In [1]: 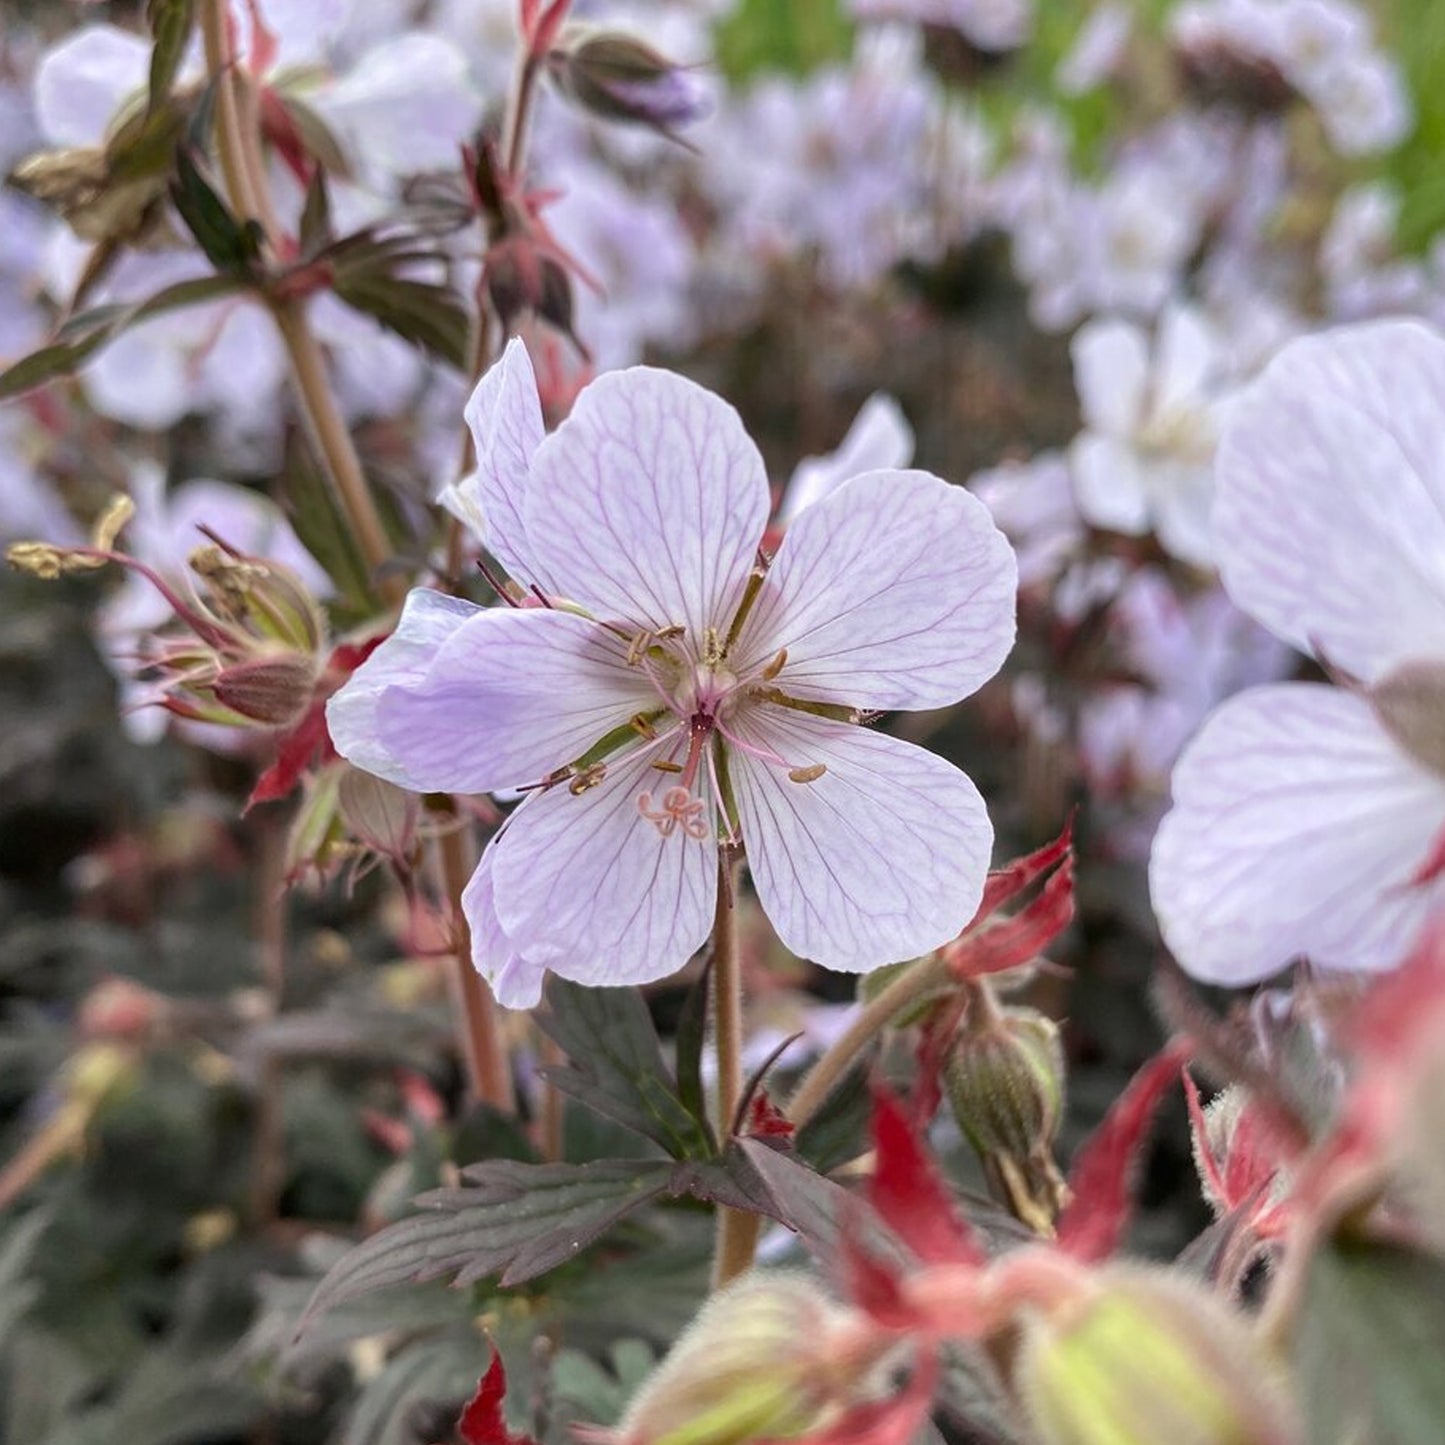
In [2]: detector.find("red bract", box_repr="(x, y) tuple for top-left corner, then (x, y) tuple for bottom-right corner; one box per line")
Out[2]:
(1055, 1039), (1190, 1262)
(868, 1087), (986, 1268)
(1183, 1071), (1291, 1243)
(457, 1353), (540, 1445)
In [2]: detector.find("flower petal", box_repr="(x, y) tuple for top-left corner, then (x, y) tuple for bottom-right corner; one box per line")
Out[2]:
(780, 392), (914, 524)
(462, 844), (550, 1009)
(522, 367), (769, 636)
(439, 339), (552, 590)
(1215, 319), (1445, 681)
(727, 711), (993, 970)
(736, 469), (1016, 710)
(490, 742), (718, 984)
(374, 607), (659, 794)
(1153, 302), (1218, 416)
(1149, 683), (1445, 985)
(1070, 434), (1152, 536)
(35, 25), (150, 147)
(1071, 316), (1148, 436)
(327, 588), (482, 789)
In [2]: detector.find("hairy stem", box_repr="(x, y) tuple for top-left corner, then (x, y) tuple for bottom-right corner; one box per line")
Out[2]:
(199, 0), (400, 606)
(712, 855), (754, 1286)
(786, 953), (950, 1132)
(438, 825), (516, 1113)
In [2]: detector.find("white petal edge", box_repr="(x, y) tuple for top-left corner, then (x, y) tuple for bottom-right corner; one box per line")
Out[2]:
(326, 589), (482, 789)
(463, 844), (549, 1010)
(779, 392), (914, 524)
(1149, 683), (1445, 985)
(729, 711), (993, 970)
(736, 468), (1018, 710)
(522, 367), (770, 638)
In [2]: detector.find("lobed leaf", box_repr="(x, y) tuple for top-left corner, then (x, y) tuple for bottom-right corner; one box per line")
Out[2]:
(537, 979), (714, 1160)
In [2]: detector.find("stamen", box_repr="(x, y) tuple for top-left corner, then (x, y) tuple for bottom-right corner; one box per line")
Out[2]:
(626, 628), (655, 667)
(629, 712), (659, 740)
(568, 763), (607, 795)
(652, 759), (684, 773)
(702, 625), (724, 667)
(636, 785), (709, 840)
(761, 648), (788, 682)
(788, 764), (827, 784)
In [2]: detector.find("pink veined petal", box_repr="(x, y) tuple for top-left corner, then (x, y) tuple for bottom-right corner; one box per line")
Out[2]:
(462, 844), (550, 1010)
(1069, 434), (1152, 537)
(490, 741), (718, 984)
(373, 607), (658, 795)
(439, 339), (553, 591)
(521, 367), (769, 637)
(1215, 319), (1445, 682)
(727, 710), (993, 970)
(780, 392), (914, 524)
(735, 469), (1016, 711)
(1071, 316), (1149, 437)
(326, 588), (482, 790)
(1149, 683), (1445, 986)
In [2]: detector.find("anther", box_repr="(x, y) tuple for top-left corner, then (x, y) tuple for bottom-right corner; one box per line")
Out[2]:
(629, 712), (659, 739)
(761, 648), (788, 682)
(652, 759), (684, 773)
(568, 763), (607, 795)
(625, 629), (654, 667)
(788, 764), (827, 784)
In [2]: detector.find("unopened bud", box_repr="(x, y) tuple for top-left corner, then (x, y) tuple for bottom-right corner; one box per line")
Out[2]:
(548, 29), (710, 135)
(189, 547), (326, 654)
(338, 767), (420, 867)
(1019, 1268), (1299, 1445)
(947, 1001), (1068, 1233)
(212, 652), (319, 726)
(1370, 658), (1445, 779)
(284, 763), (346, 884)
(615, 1275), (861, 1445)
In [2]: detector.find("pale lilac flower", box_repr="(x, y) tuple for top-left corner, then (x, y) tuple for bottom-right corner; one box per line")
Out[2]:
(969, 451), (1081, 594)
(849, 0), (1033, 53)
(1057, 4), (1132, 95)
(331, 343), (1017, 1006)
(778, 393), (913, 525)
(1069, 302), (1235, 568)
(1150, 319), (1445, 985)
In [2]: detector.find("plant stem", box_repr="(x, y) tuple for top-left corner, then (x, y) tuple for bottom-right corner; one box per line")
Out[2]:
(438, 825), (515, 1114)
(712, 855), (754, 1287)
(249, 814), (287, 1225)
(199, 0), (400, 607)
(786, 953), (949, 1131)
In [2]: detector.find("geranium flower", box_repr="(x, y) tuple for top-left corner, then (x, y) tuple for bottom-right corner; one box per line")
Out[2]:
(329, 341), (1017, 1006)
(1150, 319), (1445, 985)
(1069, 302), (1234, 568)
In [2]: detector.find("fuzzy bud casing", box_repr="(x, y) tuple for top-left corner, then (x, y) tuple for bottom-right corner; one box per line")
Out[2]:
(1019, 1268), (1299, 1445)
(615, 1274), (855, 1445)
(547, 28), (710, 133)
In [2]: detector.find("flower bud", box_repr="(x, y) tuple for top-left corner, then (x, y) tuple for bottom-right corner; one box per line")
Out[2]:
(1018, 1269), (1300, 1445)
(547, 29), (710, 135)
(1370, 658), (1445, 779)
(946, 1002), (1068, 1233)
(614, 1275), (861, 1445)
(212, 652), (320, 727)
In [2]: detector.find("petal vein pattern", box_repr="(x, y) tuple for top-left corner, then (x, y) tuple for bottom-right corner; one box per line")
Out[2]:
(728, 709), (993, 969)
(521, 368), (770, 638)
(374, 608), (658, 795)
(490, 740), (718, 980)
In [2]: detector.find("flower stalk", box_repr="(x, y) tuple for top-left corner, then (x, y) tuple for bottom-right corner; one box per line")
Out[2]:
(712, 853), (752, 1286)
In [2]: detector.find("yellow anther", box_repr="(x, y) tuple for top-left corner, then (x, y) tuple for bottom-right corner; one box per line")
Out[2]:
(568, 763), (608, 795)
(788, 764), (828, 784)
(761, 648), (788, 682)
(652, 759), (684, 773)
(91, 493), (134, 552)
(630, 713), (660, 740)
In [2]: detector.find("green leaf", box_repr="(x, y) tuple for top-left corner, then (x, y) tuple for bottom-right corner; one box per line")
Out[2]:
(145, 0), (196, 114)
(794, 1058), (871, 1174)
(296, 1157), (677, 1332)
(0, 274), (248, 401)
(714, 0), (853, 80)
(1296, 1238), (1445, 1444)
(342, 1329), (486, 1445)
(538, 979), (715, 1161)
(169, 148), (263, 275)
(329, 272), (471, 370)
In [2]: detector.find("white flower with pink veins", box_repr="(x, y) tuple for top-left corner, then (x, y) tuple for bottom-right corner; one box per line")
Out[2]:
(1149, 319), (1445, 985)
